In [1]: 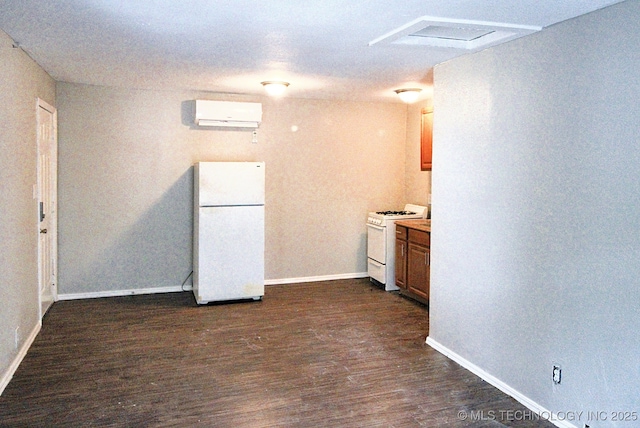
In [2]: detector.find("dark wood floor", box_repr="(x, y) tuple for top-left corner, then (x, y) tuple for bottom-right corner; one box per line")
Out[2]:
(0, 279), (553, 427)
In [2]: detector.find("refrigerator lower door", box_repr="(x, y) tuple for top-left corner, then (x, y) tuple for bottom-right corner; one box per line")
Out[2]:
(194, 205), (265, 304)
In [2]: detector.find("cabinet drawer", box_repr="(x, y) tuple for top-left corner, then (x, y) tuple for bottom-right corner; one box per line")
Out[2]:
(408, 229), (430, 247)
(395, 225), (407, 240)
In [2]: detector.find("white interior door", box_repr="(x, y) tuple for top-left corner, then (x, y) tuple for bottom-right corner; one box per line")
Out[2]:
(37, 98), (57, 319)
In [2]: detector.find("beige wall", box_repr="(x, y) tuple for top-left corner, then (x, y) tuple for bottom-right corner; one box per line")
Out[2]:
(430, 0), (640, 417)
(404, 100), (432, 208)
(404, 68), (433, 209)
(0, 29), (55, 384)
(56, 83), (409, 294)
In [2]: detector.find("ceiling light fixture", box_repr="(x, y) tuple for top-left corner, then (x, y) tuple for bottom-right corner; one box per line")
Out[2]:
(261, 81), (290, 97)
(394, 88), (422, 103)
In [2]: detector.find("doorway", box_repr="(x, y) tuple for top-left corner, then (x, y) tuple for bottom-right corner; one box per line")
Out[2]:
(37, 98), (57, 319)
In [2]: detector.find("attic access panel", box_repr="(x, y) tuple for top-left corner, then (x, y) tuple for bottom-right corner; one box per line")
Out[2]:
(369, 16), (542, 51)
(410, 26), (494, 42)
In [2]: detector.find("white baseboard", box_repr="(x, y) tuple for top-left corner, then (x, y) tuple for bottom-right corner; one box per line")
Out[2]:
(57, 273), (370, 300)
(58, 285), (188, 301)
(0, 321), (41, 396)
(265, 272), (369, 286)
(425, 337), (577, 428)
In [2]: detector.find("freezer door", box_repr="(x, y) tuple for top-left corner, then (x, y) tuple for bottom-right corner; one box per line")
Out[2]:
(194, 205), (264, 303)
(196, 162), (265, 207)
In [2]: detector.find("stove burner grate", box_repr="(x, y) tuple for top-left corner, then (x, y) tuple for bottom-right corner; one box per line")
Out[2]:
(376, 210), (417, 216)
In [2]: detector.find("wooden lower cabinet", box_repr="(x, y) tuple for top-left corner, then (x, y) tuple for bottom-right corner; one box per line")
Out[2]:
(407, 242), (429, 300)
(395, 224), (430, 304)
(395, 226), (408, 289)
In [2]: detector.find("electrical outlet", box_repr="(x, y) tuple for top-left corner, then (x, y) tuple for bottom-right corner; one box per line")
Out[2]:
(552, 365), (562, 384)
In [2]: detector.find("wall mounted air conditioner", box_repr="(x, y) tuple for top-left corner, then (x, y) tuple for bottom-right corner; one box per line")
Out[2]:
(194, 100), (262, 128)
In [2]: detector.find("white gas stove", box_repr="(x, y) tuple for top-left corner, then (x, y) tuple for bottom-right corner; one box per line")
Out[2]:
(367, 204), (428, 290)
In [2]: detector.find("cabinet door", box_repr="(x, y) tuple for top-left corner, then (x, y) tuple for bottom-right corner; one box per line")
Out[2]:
(395, 238), (407, 289)
(421, 109), (433, 171)
(407, 243), (429, 301)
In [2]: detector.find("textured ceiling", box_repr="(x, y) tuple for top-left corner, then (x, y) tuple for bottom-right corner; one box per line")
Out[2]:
(0, 0), (625, 103)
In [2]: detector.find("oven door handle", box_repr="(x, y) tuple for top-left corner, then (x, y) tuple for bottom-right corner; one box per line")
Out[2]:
(367, 223), (385, 231)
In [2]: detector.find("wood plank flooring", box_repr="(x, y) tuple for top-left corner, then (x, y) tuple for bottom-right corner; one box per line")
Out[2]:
(0, 279), (554, 427)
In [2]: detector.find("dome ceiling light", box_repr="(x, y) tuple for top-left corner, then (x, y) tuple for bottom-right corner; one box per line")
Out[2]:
(394, 88), (422, 103)
(261, 81), (290, 97)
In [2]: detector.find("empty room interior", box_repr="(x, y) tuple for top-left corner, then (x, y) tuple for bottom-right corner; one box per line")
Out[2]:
(1, 1), (639, 427)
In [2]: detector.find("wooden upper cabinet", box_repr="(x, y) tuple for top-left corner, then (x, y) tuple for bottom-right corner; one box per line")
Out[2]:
(421, 108), (433, 171)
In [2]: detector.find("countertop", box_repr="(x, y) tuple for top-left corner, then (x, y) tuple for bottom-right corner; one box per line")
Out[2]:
(395, 219), (431, 233)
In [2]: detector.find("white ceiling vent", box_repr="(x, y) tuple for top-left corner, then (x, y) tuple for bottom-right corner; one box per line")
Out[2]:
(369, 16), (541, 51)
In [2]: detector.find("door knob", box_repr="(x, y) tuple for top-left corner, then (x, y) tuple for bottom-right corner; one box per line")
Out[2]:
(40, 229), (47, 234)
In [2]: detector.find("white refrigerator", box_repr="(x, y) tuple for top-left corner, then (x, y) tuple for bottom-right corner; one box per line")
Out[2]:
(193, 162), (265, 304)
